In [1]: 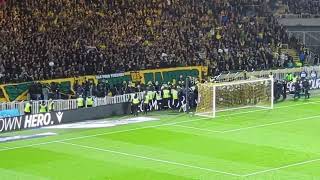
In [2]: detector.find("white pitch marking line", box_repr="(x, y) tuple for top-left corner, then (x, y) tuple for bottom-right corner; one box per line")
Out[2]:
(175, 114), (320, 134)
(221, 114), (320, 133)
(59, 141), (243, 177)
(215, 100), (320, 118)
(173, 101), (320, 134)
(243, 158), (320, 177)
(173, 124), (223, 133)
(0, 146), (12, 150)
(0, 116), (210, 152)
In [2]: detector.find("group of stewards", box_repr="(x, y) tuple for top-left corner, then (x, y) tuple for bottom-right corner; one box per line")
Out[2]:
(24, 96), (94, 115)
(76, 96), (94, 108)
(24, 99), (54, 115)
(130, 85), (183, 116)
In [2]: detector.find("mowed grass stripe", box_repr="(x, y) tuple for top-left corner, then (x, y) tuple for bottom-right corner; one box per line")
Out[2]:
(58, 141), (244, 177)
(94, 124), (318, 169)
(176, 101), (320, 132)
(0, 99), (320, 179)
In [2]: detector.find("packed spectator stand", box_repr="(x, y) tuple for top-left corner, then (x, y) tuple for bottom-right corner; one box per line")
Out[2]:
(0, 0), (317, 101)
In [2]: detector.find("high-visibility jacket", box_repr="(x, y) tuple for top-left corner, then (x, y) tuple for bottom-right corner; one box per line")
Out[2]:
(24, 103), (31, 113)
(163, 89), (170, 99)
(152, 91), (156, 99)
(86, 97), (94, 106)
(292, 76), (298, 83)
(144, 95), (149, 104)
(156, 93), (162, 100)
(132, 98), (140, 104)
(48, 102), (54, 111)
(147, 91), (154, 100)
(77, 97), (84, 107)
(171, 89), (178, 100)
(130, 94), (135, 102)
(39, 104), (47, 113)
(286, 74), (293, 81)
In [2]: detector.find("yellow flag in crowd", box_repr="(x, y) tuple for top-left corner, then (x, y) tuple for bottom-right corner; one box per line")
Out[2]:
(48, 11), (54, 17)
(216, 32), (222, 40)
(97, 11), (105, 17)
(53, 17), (58, 25)
(39, 24), (45, 32)
(146, 19), (152, 26)
(99, 44), (107, 49)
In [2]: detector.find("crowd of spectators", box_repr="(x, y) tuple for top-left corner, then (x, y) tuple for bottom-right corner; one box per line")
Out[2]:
(28, 73), (197, 101)
(0, 0), (311, 86)
(28, 78), (174, 100)
(283, 0), (320, 16)
(28, 81), (66, 100)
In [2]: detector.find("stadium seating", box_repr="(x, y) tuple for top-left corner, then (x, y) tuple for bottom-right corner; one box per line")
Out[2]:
(0, 0), (305, 85)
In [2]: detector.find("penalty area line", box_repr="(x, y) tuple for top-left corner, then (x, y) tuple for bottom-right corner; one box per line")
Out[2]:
(243, 158), (320, 177)
(58, 141), (243, 177)
(174, 113), (320, 134)
(221, 114), (320, 133)
(215, 100), (320, 118)
(174, 101), (320, 134)
(173, 124), (223, 133)
(0, 146), (12, 150)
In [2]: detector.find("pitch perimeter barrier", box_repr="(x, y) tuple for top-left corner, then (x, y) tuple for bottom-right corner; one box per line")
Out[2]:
(0, 109), (20, 118)
(215, 66), (320, 93)
(0, 92), (144, 115)
(215, 65), (320, 82)
(0, 102), (131, 133)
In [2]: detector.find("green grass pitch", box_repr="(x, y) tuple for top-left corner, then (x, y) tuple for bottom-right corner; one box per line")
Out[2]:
(1, 97), (320, 180)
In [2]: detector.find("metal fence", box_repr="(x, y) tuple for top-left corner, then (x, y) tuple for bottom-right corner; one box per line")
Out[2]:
(288, 31), (320, 55)
(215, 65), (320, 82)
(0, 92), (145, 115)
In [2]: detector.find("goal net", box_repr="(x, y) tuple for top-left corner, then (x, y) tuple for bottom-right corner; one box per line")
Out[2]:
(196, 77), (274, 118)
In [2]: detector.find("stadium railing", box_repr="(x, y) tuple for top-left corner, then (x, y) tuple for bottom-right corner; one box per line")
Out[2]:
(0, 92), (144, 115)
(215, 65), (320, 82)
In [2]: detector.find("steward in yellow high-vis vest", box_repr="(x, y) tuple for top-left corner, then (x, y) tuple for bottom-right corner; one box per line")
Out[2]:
(86, 97), (94, 107)
(285, 73), (293, 82)
(147, 91), (154, 102)
(171, 88), (179, 109)
(292, 75), (298, 83)
(162, 87), (171, 109)
(77, 96), (84, 108)
(39, 102), (47, 113)
(48, 99), (54, 112)
(24, 102), (32, 115)
(131, 94), (140, 116)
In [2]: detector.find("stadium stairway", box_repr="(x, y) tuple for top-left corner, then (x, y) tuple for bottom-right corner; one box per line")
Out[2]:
(280, 48), (302, 66)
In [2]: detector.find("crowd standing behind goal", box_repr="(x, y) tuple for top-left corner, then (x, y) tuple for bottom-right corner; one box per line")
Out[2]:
(130, 78), (198, 116)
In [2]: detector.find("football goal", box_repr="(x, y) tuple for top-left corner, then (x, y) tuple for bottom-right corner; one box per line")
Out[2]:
(195, 77), (274, 118)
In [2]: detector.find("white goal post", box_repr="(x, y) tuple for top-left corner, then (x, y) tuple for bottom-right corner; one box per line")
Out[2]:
(196, 77), (274, 118)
